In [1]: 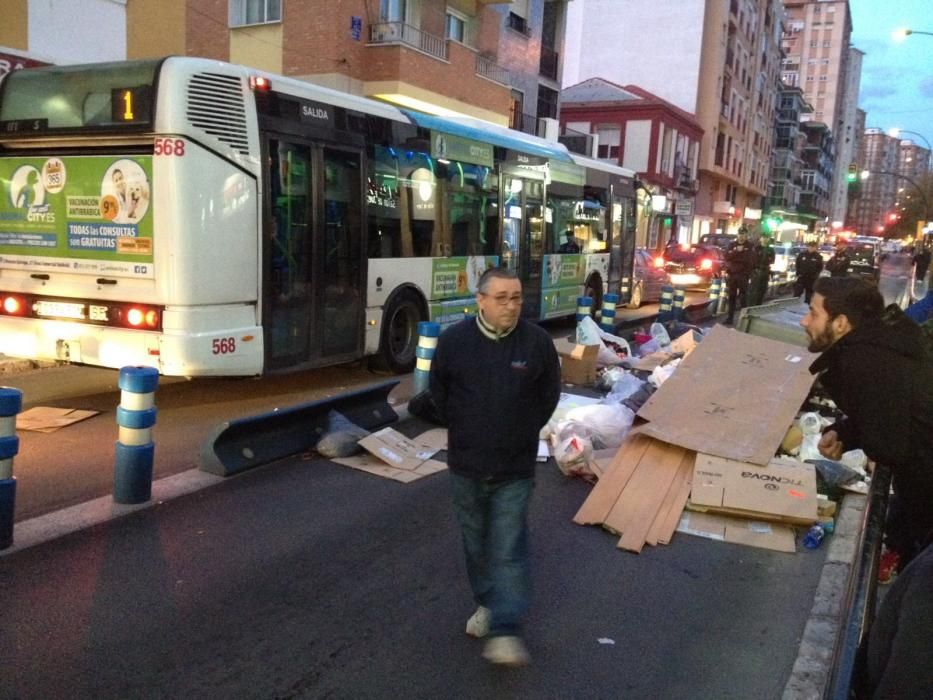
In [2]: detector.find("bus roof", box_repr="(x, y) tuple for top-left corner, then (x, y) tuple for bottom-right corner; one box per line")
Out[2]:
(568, 152), (636, 178)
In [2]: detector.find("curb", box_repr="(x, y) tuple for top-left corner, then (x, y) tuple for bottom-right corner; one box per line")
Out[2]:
(782, 493), (867, 699)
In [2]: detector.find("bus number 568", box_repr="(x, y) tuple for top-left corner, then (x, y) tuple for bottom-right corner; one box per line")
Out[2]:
(154, 138), (186, 156)
(212, 338), (236, 355)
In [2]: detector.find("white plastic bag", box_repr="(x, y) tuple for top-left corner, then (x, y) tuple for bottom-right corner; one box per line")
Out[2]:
(576, 316), (631, 367)
(552, 421), (594, 477)
(606, 373), (644, 404)
(648, 358), (680, 387)
(565, 402), (635, 449)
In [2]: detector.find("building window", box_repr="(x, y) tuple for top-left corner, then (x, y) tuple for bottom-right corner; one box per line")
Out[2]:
(596, 125), (620, 160)
(379, 0), (407, 22)
(715, 132), (725, 167)
(823, 40), (831, 47)
(507, 12), (530, 35)
(509, 90), (525, 131)
(230, 0), (281, 26)
(446, 11), (467, 43)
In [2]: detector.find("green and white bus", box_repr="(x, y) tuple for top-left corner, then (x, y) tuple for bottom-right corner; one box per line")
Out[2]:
(0, 57), (636, 376)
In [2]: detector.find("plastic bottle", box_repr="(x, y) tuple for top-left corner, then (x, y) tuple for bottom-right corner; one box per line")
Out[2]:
(803, 524), (825, 549)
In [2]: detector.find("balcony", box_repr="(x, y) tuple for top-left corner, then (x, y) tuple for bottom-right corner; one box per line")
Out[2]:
(370, 22), (447, 60)
(476, 53), (510, 86)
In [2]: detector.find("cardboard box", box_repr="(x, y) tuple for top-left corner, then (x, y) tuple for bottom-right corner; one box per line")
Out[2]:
(690, 453), (818, 526)
(554, 339), (599, 385)
(357, 427), (440, 472)
(636, 325), (817, 465)
(677, 511), (797, 553)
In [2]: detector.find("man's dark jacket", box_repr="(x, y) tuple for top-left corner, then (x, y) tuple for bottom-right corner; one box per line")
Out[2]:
(809, 307), (933, 544)
(826, 249), (852, 277)
(795, 250), (824, 281)
(430, 317), (561, 480)
(724, 240), (756, 279)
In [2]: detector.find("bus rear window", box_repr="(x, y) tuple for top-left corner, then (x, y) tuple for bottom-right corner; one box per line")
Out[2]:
(0, 59), (160, 132)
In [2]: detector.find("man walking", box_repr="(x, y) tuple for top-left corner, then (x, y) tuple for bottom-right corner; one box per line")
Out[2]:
(430, 268), (561, 666)
(794, 240), (824, 304)
(723, 227), (756, 325)
(801, 277), (933, 583)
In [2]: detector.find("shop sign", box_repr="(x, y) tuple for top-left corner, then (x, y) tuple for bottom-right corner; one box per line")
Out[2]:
(431, 132), (493, 167)
(674, 200), (694, 217)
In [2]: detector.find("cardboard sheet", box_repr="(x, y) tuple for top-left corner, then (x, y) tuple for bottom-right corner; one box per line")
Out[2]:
(690, 453), (818, 526)
(16, 407), (100, 433)
(358, 427), (440, 472)
(636, 325), (816, 465)
(676, 511), (797, 553)
(332, 453), (447, 483)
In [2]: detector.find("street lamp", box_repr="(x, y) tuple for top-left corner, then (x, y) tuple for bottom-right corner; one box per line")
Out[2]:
(892, 28), (933, 42)
(888, 128), (933, 170)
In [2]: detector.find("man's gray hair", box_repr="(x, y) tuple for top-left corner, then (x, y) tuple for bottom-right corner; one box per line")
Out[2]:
(477, 267), (519, 294)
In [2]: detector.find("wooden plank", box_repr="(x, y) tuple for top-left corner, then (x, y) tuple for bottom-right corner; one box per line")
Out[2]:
(654, 451), (697, 545)
(602, 438), (683, 536)
(612, 440), (687, 553)
(572, 432), (652, 526)
(645, 450), (695, 546)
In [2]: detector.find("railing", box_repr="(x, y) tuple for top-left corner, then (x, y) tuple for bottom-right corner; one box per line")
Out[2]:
(369, 22), (447, 61)
(824, 464), (891, 699)
(510, 112), (538, 135)
(559, 126), (594, 157)
(539, 46), (559, 80)
(475, 54), (510, 86)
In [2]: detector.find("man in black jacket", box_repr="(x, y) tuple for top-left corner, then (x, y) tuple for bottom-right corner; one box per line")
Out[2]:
(802, 277), (933, 577)
(430, 267), (561, 666)
(794, 240), (824, 304)
(826, 239), (852, 277)
(723, 227), (756, 325)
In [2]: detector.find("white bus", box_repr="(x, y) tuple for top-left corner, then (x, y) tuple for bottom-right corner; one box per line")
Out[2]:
(0, 57), (636, 376)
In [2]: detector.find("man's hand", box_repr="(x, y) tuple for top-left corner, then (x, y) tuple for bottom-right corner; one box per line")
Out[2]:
(818, 430), (845, 460)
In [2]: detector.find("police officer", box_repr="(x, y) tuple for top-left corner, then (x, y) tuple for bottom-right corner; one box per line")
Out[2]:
(723, 226), (756, 325)
(794, 239), (824, 304)
(826, 238), (852, 278)
(748, 232), (776, 307)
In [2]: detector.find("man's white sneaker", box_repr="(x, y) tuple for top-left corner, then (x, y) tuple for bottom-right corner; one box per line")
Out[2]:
(482, 636), (530, 666)
(465, 606), (491, 638)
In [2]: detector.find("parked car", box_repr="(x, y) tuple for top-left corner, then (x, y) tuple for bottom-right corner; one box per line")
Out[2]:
(699, 233), (737, 251)
(662, 242), (725, 289)
(626, 248), (671, 308)
(847, 238), (882, 280)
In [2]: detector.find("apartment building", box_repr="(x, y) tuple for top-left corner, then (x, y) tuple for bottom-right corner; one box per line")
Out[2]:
(3, 1), (575, 131)
(851, 128), (900, 236)
(766, 86), (810, 230)
(780, 1), (860, 227)
(563, 0), (785, 241)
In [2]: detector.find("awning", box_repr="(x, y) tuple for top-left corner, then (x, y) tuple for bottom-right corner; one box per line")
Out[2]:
(401, 110), (574, 163)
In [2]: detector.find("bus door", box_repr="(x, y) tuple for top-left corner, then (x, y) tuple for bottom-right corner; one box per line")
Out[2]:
(501, 173), (545, 319)
(263, 137), (364, 369)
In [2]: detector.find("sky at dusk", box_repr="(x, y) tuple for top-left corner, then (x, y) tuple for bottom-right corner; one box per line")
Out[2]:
(850, 0), (933, 146)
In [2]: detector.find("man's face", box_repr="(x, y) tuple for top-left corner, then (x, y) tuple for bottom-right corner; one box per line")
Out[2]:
(477, 277), (523, 332)
(737, 233), (747, 244)
(112, 170), (126, 194)
(800, 293), (845, 352)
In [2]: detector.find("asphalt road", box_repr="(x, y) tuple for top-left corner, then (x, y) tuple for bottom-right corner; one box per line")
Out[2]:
(0, 426), (828, 700)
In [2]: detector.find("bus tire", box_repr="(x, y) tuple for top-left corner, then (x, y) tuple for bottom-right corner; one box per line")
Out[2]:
(626, 282), (643, 309)
(584, 274), (602, 319)
(376, 290), (425, 374)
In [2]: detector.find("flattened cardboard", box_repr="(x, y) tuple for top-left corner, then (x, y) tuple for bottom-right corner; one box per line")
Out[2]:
(17, 406), (100, 433)
(332, 453), (447, 482)
(690, 453), (817, 525)
(631, 351), (673, 371)
(677, 511), (796, 553)
(358, 427), (440, 472)
(636, 325), (816, 465)
(554, 339), (599, 385)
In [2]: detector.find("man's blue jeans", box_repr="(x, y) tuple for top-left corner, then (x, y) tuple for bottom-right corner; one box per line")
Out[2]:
(449, 472), (534, 637)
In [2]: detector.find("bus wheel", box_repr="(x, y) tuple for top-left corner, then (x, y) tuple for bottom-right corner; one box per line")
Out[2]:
(584, 276), (602, 319)
(626, 282), (643, 309)
(378, 291), (423, 374)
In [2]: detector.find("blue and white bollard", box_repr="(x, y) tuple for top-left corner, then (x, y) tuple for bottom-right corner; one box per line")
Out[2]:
(672, 287), (686, 321)
(599, 294), (620, 332)
(0, 387), (22, 550)
(658, 285), (674, 323)
(412, 321), (440, 396)
(708, 277), (722, 308)
(114, 366), (159, 505)
(576, 295), (593, 322)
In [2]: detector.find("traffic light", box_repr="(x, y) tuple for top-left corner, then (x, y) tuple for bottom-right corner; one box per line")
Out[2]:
(846, 163), (858, 183)
(763, 216), (782, 233)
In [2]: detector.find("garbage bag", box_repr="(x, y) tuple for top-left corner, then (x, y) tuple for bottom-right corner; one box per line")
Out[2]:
(576, 316), (631, 366)
(316, 410), (370, 458)
(408, 389), (446, 426)
(565, 402), (635, 449)
(552, 421), (595, 478)
(605, 373), (645, 404)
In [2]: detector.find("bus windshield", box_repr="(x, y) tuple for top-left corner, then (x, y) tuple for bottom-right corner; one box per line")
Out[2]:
(0, 59), (160, 131)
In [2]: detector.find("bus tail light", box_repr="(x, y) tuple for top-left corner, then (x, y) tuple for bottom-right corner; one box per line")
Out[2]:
(250, 75), (271, 91)
(1, 294), (28, 316)
(121, 305), (161, 330)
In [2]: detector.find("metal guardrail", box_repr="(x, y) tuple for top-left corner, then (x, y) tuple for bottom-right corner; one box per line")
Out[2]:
(369, 22), (447, 60)
(475, 53), (510, 85)
(824, 463), (892, 700)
